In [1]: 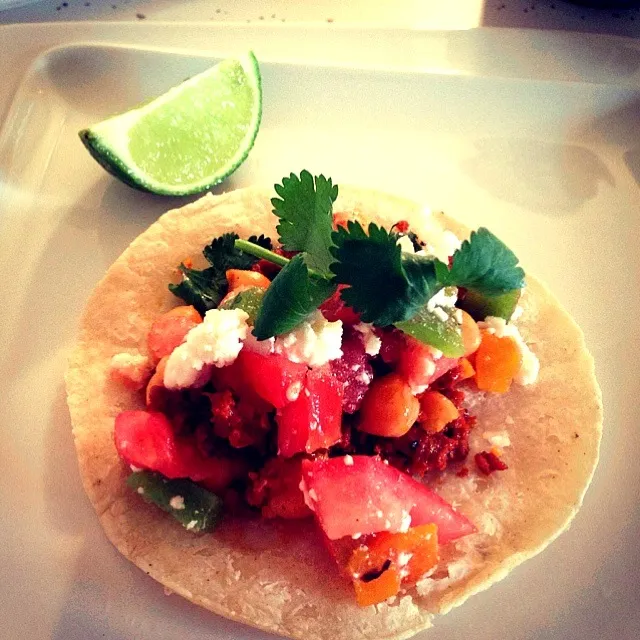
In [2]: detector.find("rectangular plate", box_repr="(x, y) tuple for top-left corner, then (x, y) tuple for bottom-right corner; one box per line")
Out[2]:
(0, 23), (638, 640)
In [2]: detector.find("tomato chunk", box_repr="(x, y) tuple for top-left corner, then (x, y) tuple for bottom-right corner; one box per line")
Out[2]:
(114, 410), (185, 478)
(236, 349), (307, 409)
(302, 456), (475, 543)
(276, 366), (343, 457)
(114, 410), (225, 483)
(319, 285), (360, 324)
(147, 306), (202, 362)
(396, 336), (458, 391)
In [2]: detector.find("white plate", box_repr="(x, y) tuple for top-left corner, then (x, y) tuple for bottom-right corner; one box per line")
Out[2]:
(0, 23), (639, 640)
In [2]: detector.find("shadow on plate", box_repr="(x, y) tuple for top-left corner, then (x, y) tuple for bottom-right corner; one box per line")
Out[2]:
(460, 137), (614, 215)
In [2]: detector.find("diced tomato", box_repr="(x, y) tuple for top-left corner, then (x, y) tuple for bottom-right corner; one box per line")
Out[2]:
(301, 455), (475, 543)
(396, 336), (458, 391)
(236, 350), (308, 409)
(147, 305), (202, 362)
(276, 366), (343, 457)
(319, 285), (361, 324)
(114, 409), (229, 484)
(114, 410), (186, 478)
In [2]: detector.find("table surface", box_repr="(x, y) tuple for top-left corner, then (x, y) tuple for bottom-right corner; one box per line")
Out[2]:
(1, 0), (640, 38)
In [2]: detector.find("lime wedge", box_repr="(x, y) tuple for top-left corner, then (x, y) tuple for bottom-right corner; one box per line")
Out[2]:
(79, 52), (262, 196)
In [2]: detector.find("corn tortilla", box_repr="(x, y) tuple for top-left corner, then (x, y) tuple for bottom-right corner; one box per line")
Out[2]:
(65, 186), (602, 640)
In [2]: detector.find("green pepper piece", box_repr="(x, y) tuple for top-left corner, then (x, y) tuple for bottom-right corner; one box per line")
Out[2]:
(127, 471), (223, 533)
(219, 286), (265, 325)
(395, 304), (464, 357)
(458, 289), (521, 322)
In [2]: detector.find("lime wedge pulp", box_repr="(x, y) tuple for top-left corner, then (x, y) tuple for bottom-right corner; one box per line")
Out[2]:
(79, 52), (262, 196)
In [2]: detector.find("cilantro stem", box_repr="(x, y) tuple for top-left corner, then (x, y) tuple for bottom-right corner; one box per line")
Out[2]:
(235, 239), (326, 279)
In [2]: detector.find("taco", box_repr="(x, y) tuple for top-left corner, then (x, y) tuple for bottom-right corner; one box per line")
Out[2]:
(65, 173), (602, 640)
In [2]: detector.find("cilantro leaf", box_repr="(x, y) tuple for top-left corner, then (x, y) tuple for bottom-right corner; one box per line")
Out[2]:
(169, 265), (221, 315)
(169, 233), (272, 314)
(272, 170), (338, 273)
(253, 254), (335, 340)
(330, 221), (440, 325)
(435, 228), (525, 295)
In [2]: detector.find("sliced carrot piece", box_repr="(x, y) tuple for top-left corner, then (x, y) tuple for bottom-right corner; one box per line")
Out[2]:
(225, 269), (271, 291)
(474, 331), (522, 393)
(418, 391), (460, 433)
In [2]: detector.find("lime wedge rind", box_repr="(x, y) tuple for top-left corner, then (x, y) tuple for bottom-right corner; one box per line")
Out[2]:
(79, 51), (262, 196)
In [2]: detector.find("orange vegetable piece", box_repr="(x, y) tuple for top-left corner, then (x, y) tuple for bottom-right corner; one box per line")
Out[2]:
(225, 269), (271, 291)
(347, 524), (439, 606)
(457, 357), (475, 380)
(357, 373), (420, 437)
(147, 305), (202, 362)
(352, 564), (401, 607)
(460, 309), (482, 356)
(474, 331), (522, 393)
(418, 391), (460, 433)
(145, 356), (168, 408)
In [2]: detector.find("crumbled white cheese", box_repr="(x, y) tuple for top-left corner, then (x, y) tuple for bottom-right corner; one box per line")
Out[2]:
(376, 509), (384, 518)
(164, 308), (249, 389)
(352, 532), (362, 540)
(274, 311), (343, 367)
(169, 496), (185, 511)
(426, 287), (458, 312)
(432, 307), (449, 323)
(385, 520), (392, 529)
(510, 305), (524, 322)
(286, 381), (303, 402)
(353, 322), (382, 356)
(130, 464), (142, 473)
(454, 309), (463, 324)
(358, 371), (372, 384)
(308, 488), (318, 502)
(483, 430), (511, 449)
(478, 316), (540, 385)
(400, 510), (412, 533)
(243, 333), (275, 355)
(396, 235), (416, 254)
(136, 487), (145, 495)
(397, 552), (413, 567)
(344, 454), (354, 466)
(110, 352), (153, 390)
(186, 520), (198, 530)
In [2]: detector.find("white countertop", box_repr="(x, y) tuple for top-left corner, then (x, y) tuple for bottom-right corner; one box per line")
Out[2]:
(1, 0), (640, 38)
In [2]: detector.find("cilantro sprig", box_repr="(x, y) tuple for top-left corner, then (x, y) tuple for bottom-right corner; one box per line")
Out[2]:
(169, 170), (525, 342)
(169, 233), (271, 315)
(272, 170), (337, 273)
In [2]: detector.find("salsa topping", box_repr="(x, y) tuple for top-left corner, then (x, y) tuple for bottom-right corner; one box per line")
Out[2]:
(109, 170), (541, 607)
